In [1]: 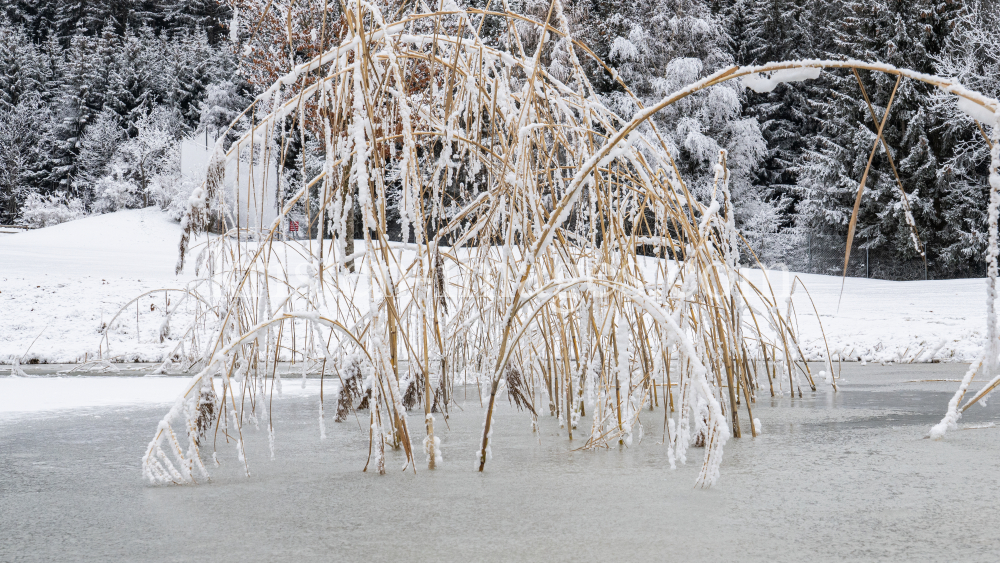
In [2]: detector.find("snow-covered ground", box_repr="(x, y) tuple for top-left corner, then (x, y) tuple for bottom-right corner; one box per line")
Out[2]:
(0, 376), (190, 414)
(0, 375), (322, 416)
(0, 208), (990, 366)
(739, 269), (986, 363)
(1, 208), (196, 364)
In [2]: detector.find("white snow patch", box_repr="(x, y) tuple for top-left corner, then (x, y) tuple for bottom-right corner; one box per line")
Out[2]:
(957, 96), (996, 124)
(736, 269), (986, 364)
(0, 377), (187, 414)
(0, 209), (195, 364)
(0, 210), (992, 367)
(0, 377), (322, 416)
(742, 67), (821, 93)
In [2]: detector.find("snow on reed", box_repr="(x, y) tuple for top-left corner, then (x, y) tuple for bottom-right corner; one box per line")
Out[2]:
(133, 3), (999, 485)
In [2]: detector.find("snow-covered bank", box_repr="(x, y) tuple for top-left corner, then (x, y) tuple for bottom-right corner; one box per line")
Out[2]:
(1, 209), (195, 364)
(0, 376), (190, 414)
(0, 209), (990, 365)
(0, 207), (186, 279)
(740, 269), (986, 364)
(0, 376), (323, 416)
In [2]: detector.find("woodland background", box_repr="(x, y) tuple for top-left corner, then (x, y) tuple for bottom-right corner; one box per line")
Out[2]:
(0, 0), (997, 279)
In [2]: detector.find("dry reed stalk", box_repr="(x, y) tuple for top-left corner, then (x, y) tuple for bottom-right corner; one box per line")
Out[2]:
(842, 75), (902, 283)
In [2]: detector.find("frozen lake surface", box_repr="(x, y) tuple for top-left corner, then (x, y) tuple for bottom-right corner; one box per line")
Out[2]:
(2, 363), (999, 562)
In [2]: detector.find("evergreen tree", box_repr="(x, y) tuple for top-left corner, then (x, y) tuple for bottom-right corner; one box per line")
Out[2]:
(163, 29), (216, 129)
(926, 0), (1000, 276)
(0, 22), (45, 110)
(3, 0), (58, 40)
(742, 0), (829, 207)
(163, 0), (232, 42)
(0, 0), (246, 221)
(105, 27), (156, 130)
(53, 0), (101, 38)
(723, 0), (754, 67)
(0, 95), (52, 222)
(797, 0), (967, 278)
(44, 32), (103, 194)
(74, 107), (124, 190)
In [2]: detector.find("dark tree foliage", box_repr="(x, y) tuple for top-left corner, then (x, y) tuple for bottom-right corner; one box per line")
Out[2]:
(796, 0), (972, 279)
(1, 0), (997, 283)
(0, 0), (240, 222)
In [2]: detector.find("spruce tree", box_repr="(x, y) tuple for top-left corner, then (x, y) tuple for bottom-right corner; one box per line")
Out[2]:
(0, 22), (42, 110)
(927, 0), (1000, 276)
(798, 0), (968, 279)
(743, 0), (827, 206)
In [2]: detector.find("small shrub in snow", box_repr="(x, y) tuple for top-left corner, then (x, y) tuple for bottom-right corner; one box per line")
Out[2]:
(20, 192), (85, 228)
(149, 147), (200, 222)
(92, 166), (142, 213)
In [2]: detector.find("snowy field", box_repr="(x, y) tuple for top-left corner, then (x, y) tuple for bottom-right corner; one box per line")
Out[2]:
(1, 364), (999, 562)
(1, 209), (196, 365)
(0, 209), (990, 367)
(739, 269), (987, 364)
(0, 374), (323, 418)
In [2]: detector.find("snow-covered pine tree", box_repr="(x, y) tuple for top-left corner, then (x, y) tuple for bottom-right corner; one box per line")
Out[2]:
(721, 0), (754, 67)
(73, 107), (125, 193)
(43, 31), (108, 196)
(2, 0), (59, 40)
(732, 0), (833, 267)
(162, 29), (220, 130)
(797, 0), (967, 279)
(0, 22), (40, 110)
(0, 0), (245, 221)
(103, 49), (141, 127)
(52, 0), (106, 39)
(36, 34), (64, 99)
(925, 0), (1000, 277)
(162, 0), (232, 42)
(115, 27), (163, 134)
(0, 95), (52, 222)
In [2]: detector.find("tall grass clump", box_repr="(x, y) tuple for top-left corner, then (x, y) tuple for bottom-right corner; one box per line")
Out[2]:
(137, 2), (998, 486)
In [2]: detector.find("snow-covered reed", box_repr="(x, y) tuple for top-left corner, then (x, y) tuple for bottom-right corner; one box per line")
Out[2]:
(138, 2), (997, 487)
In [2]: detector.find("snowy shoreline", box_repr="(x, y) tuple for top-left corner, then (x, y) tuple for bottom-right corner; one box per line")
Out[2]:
(1, 209), (990, 365)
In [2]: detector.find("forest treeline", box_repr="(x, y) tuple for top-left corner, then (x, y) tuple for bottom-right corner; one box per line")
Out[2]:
(0, 0), (997, 279)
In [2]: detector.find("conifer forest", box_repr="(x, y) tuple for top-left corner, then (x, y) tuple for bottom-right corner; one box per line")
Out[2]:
(2, 0), (998, 280)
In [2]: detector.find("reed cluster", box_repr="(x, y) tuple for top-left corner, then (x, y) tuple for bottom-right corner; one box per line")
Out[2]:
(138, 2), (999, 487)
